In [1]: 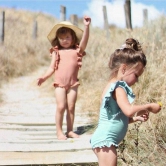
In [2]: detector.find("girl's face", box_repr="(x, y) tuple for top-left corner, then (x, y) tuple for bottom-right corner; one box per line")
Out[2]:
(122, 62), (144, 86)
(58, 32), (73, 48)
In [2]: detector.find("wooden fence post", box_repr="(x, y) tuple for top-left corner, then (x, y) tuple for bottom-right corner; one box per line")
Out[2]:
(143, 9), (148, 26)
(60, 5), (66, 21)
(124, 0), (132, 29)
(70, 14), (78, 26)
(102, 6), (110, 38)
(32, 20), (37, 39)
(0, 11), (5, 44)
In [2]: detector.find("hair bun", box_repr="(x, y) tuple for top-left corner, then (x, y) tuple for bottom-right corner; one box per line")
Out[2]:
(124, 38), (143, 51)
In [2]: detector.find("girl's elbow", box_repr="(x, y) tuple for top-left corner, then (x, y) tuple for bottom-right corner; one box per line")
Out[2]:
(122, 107), (135, 117)
(124, 111), (134, 117)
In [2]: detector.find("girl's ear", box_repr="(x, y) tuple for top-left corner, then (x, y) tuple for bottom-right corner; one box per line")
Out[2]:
(120, 64), (127, 74)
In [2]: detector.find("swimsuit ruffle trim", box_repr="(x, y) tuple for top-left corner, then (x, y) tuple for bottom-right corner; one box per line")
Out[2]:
(49, 45), (86, 70)
(53, 81), (80, 90)
(104, 81), (135, 118)
(104, 94), (121, 118)
(50, 46), (59, 70)
(92, 140), (118, 149)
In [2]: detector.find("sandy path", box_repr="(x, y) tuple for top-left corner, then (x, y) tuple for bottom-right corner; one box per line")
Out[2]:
(0, 67), (56, 124)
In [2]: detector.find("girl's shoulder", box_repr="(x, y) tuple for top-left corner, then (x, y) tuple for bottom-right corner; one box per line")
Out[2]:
(115, 81), (132, 93)
(104, 81), (135, 99)
(50, 46), (59, 54)
(75, 44), (86, 56)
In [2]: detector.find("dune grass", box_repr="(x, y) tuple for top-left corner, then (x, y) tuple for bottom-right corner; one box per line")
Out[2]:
(0, 7), (166, 165)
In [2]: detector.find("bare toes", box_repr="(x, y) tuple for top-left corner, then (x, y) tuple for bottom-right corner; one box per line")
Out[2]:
(57, 133), (67, 140)
(66, 131), (79, 138)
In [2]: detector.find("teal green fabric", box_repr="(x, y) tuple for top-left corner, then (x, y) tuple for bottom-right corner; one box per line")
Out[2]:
(90, 81), (135, 148)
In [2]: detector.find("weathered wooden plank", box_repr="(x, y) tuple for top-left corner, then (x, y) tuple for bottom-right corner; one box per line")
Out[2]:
(0, 116), (91, 125)
(0, 124), (59, 131)
(0, 123), (93, 130)
(0, 150), (98, 165)
(0, 135), (92, 152)
(0, 125), (93, 139)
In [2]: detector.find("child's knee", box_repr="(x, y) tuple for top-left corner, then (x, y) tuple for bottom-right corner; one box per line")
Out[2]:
(57, 104), (66, 112)
(67, 104), (75, 112)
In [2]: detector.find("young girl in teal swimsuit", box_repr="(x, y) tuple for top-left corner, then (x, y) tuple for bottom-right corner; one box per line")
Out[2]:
(90, 38), (161, 166)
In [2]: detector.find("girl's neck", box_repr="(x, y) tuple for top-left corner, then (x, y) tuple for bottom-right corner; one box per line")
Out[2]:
(61, 48), (72, 50)
(109, 77), (121, 83)
(60, 45), (75, 50)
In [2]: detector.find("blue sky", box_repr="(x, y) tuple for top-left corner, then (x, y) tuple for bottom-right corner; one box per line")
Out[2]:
(0, 0), (165, 28)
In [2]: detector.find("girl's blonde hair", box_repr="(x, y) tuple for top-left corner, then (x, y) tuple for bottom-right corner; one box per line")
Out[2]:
(51, 27), (79, 48)
(109, 38), (146, 79)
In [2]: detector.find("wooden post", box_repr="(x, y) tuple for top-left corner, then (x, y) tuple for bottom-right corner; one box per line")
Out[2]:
(103, 6), (109, 30)
(0, 11), (5, 44)
(143, 9), (148, 26)
(70, 14), (78, 26)
(32, 20), (37, 39)
(60, 5), (66, 21)
(102, 6), (110, 38)
(124, 0), (132, 29)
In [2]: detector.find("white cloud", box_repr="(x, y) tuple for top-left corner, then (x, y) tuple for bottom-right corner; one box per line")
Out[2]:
(83, 0), (162, 28)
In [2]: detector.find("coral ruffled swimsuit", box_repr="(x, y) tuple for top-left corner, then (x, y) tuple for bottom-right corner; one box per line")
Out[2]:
(50, 46), (86, 90)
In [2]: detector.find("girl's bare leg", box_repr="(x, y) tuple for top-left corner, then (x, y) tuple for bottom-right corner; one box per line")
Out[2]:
(93, 146), (117, 166)
(55, 87), (67, 140)
(66, 86), (79, 138)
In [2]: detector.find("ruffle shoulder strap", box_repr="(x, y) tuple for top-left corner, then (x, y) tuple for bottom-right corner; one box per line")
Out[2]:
(116, 81), (135, 103)
(104, 81), (135, 104)
(49, 46), (59, 70)
(104, 81), (135, 118)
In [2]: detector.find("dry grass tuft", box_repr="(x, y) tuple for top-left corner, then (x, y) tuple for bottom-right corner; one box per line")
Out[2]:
(0, 7), (57, 84)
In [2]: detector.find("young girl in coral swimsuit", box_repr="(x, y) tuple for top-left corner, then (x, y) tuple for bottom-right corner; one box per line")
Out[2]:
(37, 16), (91, 140)
(90, 38), (161, 166)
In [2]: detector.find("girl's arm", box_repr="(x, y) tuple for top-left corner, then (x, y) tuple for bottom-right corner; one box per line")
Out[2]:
(37, 52), (56, 86)
(115, 87), (161, 117)
(129, 112), (149, 124)
(79, 16), (91, 53)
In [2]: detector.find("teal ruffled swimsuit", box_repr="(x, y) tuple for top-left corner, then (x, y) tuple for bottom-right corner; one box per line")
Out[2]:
(90, 81), (135, 148)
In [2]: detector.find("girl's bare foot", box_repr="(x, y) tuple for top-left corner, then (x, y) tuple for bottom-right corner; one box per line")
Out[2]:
(57, 133), (67, 140)
(66, 131), (79, 138)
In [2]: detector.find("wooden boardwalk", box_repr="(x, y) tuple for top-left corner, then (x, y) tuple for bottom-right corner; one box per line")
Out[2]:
(0, 121), (97, 165)
(0, 68), (97, 165)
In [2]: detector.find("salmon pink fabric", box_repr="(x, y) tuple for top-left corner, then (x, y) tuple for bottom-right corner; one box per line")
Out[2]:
(50, 46), (86, 90)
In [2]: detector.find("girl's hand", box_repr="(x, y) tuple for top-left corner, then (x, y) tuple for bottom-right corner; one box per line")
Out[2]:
(83, 16), (91, 26)
(135, 112), (149, 122)
(148, 103), (161, 114)
(129, 111), (149, 123)
(37, 78), (45, 86)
